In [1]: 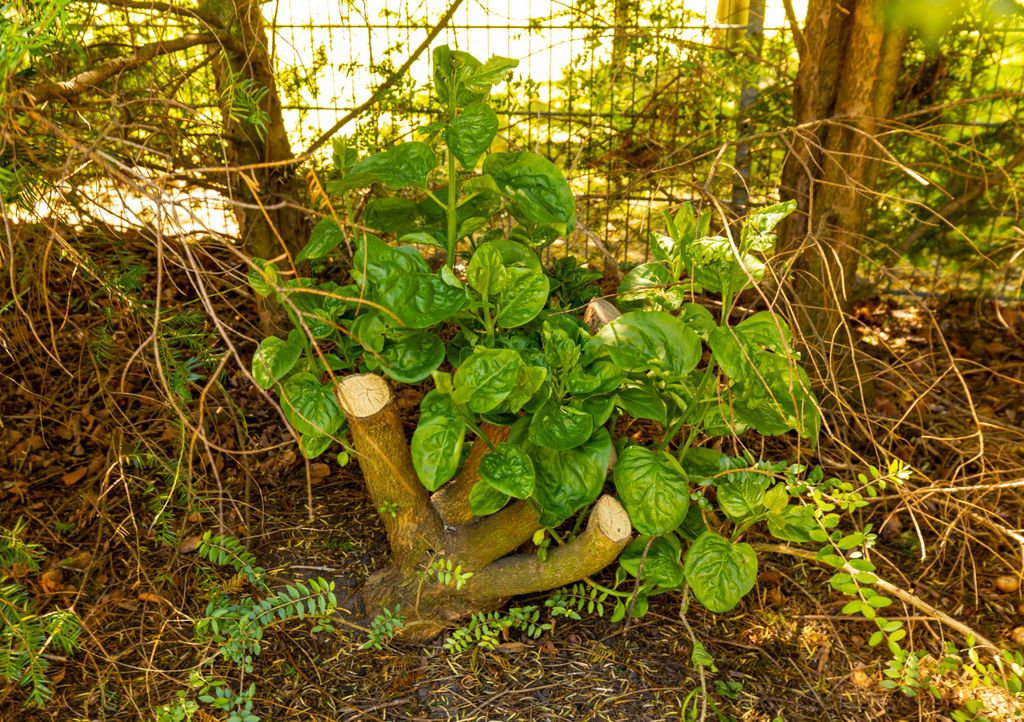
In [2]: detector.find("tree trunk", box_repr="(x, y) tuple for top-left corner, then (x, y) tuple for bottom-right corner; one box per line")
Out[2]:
(775, 0), (906, 393)
(716, 0), (751, 47)
(729, 0), (766, 218)
(336, 374), (633, 641)
(210, 1), (307, 330)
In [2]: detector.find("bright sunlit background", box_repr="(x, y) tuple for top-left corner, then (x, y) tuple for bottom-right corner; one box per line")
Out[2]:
(267, 0), (809, 147)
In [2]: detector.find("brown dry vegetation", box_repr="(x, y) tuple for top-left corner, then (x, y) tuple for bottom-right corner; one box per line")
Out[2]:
(2, 218), (1024, 720)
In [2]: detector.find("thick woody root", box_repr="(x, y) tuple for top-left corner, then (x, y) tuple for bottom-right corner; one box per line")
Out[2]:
(336, 373), (633, 640)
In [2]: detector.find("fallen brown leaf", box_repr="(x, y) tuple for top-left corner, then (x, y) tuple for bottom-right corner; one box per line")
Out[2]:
(850, 665), (873, 689)
(62, 466), (87, 486)
(39, 568), (64, 594)
(179, 535), (202, 554)
(494, 642), (531, 653)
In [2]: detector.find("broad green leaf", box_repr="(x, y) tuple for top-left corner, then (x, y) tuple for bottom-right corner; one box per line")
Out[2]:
(683, 532), (758, 613)
(595, 310), (701, 377)
(379, 331), (445, 383)
(529, 399), (593, 450)
(618, 262), (672, 296)
(762, 484), (789, 515)
(297, 218), (344, 262)
(616, 262), (686, 310)
(716, 467), (771, 521)
(683, 235), (765, 294)
(740, 200), (796, 253)
(381, 273), (466, 328)
(614, 445), (690, 535)
(332, 137), (357, 172)
(573, 394), (615, 427)
(483, 151), (577, 233)
(532, 428), (613, 527)
(248, 259), (279, 297)
(298, 432), (332, 459)
(479, 442), (535, 498)
(495, 267), (549, 327)
(332, 142), (436, 191)
(569, 356), (626, 396)
(433, 46), (484, 104)
(719, 312), (792, 360)
(458, 174), (504, 220)
(397, 230), (445, 248)
(419, 388), (458, 422)
(680, 447), (728, 481)
(463, 55), (519, 94)
(363, 198), (425, 236)
(709, 314), (819, 441)
(619, 535), (684, 589)
(452, 348), (522, 413)
(650, 233), (677, 264)
(542, 320), (581, 370)
(355, 233), (428, 280)
(281, 280), (335, 339)
(500, 364), (547, 413)
(457, 216), (488, 239)
(469, 480), (510, 516)
(433, 48), (516, 104)
(349, 311), (388, 353)
(411, 415), (465, 491)
(280, 373), (344, 437)
(767, 504), (817, 543)
(354, 235), (466, 328)
(446, 101), (499, 169)
(678, 504), (707, 541)
(487, 239), (543, 273)
(252, 329), (303, 389)
(680, 303), (716, 339)
(616, 382), (668, 425)
(467, 243), (506, 295)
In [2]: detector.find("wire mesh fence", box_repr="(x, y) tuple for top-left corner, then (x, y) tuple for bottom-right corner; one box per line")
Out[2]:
(254, 0), (1024, 294)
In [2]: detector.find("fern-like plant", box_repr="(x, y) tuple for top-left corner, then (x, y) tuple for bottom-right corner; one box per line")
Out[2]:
(155, 533), (338, 722)
(0, 518), (82, 705)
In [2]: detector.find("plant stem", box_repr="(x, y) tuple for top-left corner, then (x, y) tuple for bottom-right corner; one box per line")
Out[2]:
(445, 76), (459, 267)
(583, 577), (631, 599)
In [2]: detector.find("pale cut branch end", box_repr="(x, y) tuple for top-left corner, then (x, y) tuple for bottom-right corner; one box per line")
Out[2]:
(336, 373), (391, 418)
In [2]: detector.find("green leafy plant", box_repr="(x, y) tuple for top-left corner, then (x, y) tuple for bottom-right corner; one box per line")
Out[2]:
(155, 533), (338, 722)
(362, 605), (406, 650)
(248, 44), (823, 637)
(443, 605), (552, 654)
(0, 518), (82, 705)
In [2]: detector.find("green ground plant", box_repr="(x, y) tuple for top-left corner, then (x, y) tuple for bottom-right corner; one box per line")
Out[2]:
(0, 518), (81, 705)
(246, 44), (826, 635)
(154, 533), (338, 722)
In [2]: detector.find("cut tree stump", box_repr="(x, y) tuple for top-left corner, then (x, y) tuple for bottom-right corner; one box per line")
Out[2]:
(335, 373), (633, 640)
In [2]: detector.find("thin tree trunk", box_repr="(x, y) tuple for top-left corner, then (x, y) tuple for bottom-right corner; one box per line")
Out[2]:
(730, 0), (767, 218)
(210, 0), (306, 331)
(775, 0), (905, 395)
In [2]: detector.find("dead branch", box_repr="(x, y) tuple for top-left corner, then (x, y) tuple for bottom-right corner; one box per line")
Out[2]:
(26, 33), (224, 103)
(302, 0), (466, 157)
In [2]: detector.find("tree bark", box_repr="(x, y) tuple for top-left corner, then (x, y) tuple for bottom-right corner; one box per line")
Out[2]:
(775, 0), (906, 392)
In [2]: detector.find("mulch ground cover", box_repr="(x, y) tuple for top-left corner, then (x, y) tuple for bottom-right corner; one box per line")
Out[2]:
(2, 225), (1022, 720)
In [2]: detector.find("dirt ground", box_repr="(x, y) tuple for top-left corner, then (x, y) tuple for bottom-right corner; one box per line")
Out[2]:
(2, 226), (1023, 721)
